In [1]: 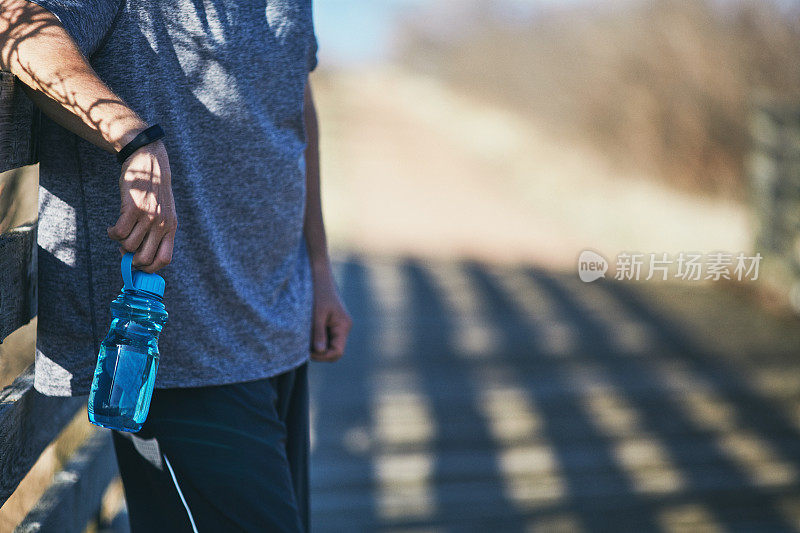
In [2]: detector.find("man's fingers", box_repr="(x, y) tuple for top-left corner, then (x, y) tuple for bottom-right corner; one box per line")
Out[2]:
(119, 221), (148, 253)
(152, 231), (175, 268)
(118, 229), (174, 274)
(109, 142), (176, 274)
(313, 312), (352, 362)
(132, 229), (163, 271)
(311, 312), (329, 354)
(107, 210), (138, 241)
(326, 321), (349, 358)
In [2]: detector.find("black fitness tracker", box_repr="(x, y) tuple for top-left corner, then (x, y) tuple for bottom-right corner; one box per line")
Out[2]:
(117, 124), (165, 164)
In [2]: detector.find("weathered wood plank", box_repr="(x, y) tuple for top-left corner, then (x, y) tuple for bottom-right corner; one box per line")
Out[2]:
(0, 222), (37, 343)
(15, 431), (117, 533)
(0, 366), (84, 505)
(0, 71), (37, 173)
(0, 164), (39, 233)
(311, 476), (800, 515)
(97, 510), (130, 533)
(311, 442), (800, 493)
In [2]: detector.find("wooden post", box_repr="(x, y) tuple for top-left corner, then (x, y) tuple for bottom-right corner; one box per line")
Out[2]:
(0, 70), (119, 531)
(750, 97), (800, 311)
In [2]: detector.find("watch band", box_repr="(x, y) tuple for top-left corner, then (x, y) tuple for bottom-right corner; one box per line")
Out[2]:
(117, 124), (165, 164)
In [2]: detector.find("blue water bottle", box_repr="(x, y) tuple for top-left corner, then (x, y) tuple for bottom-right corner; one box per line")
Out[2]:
(88, 253), (168, 432)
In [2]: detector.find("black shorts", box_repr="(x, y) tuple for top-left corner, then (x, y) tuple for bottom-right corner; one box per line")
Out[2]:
(112, 362), (310, 533)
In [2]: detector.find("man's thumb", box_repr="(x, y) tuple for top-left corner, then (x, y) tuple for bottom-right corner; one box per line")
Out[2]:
(313, 317), (327, 352)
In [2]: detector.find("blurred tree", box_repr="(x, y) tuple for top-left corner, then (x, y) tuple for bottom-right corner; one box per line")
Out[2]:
(398, 0), (800, 199)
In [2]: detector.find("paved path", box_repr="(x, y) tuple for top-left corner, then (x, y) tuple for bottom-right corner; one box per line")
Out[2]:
(310, 256), (800, 532)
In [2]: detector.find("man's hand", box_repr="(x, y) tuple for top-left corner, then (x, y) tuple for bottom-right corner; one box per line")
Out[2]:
(302, 79), (348, 361)
(107, 139), (177, 273)
(0, 0), (179, 273)
(310, 266), (352, 362)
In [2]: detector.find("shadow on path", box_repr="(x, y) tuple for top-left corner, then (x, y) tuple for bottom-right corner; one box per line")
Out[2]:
(310, 256), (800, 532)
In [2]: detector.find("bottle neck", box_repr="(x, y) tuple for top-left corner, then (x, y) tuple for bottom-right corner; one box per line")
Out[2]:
(123, 287), (163, 302)
(114, 289), (168, 323)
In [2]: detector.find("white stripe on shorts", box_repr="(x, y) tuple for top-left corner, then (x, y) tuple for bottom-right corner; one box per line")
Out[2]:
(163, 453), (199, 533)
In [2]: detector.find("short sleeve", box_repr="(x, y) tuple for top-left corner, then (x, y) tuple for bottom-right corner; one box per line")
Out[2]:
(24, 0), (121, 58)
(307, 31), (318, 72)
(306, 2), (318, 72)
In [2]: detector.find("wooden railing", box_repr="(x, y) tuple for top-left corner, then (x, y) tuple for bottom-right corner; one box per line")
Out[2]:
(0, 71), (119, 532)
(749, 98), (800, 311)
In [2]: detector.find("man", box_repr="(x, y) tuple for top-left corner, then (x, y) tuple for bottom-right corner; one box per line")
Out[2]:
(0, 0), (351, 530)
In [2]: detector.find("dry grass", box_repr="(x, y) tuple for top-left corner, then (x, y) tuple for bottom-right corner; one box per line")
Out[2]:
(398, 0), (800, 199)
(313, 67), (750, 267)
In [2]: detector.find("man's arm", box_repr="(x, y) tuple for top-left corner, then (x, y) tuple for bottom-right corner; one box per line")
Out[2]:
(303, 79), (352, 362)
(0, 0), (177, 272)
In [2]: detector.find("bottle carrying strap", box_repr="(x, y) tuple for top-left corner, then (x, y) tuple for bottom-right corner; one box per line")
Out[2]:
(122, 252), (135, 291)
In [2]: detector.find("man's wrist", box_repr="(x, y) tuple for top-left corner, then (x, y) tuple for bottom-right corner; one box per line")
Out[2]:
(310, 253), (332, 278)
(116, 124), (165, 164)
(111, 119), (150, 152)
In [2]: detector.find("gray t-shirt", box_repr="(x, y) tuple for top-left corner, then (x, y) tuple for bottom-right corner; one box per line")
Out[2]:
(29, 0), (318, 396)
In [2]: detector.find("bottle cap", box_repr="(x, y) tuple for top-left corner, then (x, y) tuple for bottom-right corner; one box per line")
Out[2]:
(121, 252), (165, 298)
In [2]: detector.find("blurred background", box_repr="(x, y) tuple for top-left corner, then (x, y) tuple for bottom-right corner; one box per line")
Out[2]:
(4, 0), (800, 531)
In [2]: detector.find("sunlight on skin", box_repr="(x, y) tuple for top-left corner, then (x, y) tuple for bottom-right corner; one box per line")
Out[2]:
(0, 1), (176, 273)
(0, 1), (147, 152)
